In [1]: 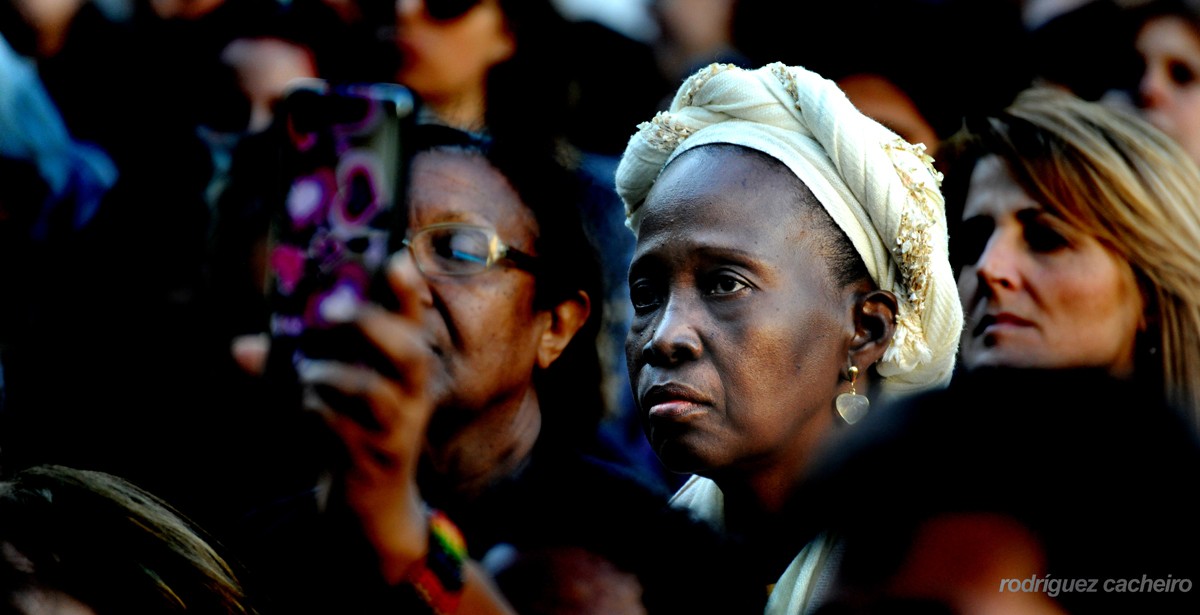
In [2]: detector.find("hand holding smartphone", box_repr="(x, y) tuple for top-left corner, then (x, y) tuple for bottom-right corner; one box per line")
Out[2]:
(266, 79), (418, 380)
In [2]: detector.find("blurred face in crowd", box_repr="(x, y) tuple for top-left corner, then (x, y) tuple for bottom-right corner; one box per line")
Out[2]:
(956, 155), (1144, 377)
(815, 513), (1069, 615)
(653, 0), (736, 60)
(838, 73), (939, 152)
(13, 589), (98, 615)
(1137, 15), (1200, 165)
(626, 146), (851, 478)
(394, 0), (515, 113)
(149, 0), (225, 19)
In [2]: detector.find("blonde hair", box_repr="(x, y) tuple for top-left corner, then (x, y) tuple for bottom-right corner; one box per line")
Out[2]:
(944, 87), (1200, 423)
(0, 465), (253, 614)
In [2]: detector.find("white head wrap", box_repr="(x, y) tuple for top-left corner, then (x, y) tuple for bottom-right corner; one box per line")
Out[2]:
(616, 63), (962, 396)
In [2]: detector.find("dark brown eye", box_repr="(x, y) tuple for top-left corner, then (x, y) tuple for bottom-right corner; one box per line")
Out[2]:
(704, 273), (747, 296)
(1023, 223), (1069, 253)
(629, 280), (661, 314)
(1168, 59), (1197, 86)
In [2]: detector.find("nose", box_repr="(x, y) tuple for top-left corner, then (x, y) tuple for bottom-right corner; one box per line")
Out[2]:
(396, 0), (421, 22)
(641, 296), (703, 366)
(1139, 63), (1169, 110)
(974, 230), (1019, 292)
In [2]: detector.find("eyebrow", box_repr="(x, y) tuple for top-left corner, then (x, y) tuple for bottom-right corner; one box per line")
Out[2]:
(1014, 207), (1065, 227)
(414, 211), (482, 227)
(629, 242), (773, 280)
(962, 206), (1046, 224)
(633, 239), (762, 261)
(690, 243), (762, 259)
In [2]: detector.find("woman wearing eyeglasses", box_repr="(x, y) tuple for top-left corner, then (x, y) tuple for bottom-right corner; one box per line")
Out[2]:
(237, 124), (763, 614)
(392, 0), (674, 493)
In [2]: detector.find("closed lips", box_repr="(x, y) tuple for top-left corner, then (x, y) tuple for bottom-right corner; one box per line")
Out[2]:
(974, 312), (1034, 336)
(641, 383), (710, 409)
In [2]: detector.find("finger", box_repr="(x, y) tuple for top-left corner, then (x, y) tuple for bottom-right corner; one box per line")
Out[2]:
(381, 249), (428, 322)
(325, 408), (400, 476)
(302, 377), (410, 484)
(308, 381), (424, 491)
(353, 303), (432, 393)
(298, 359), (426, 437)
(231, 333), (270, 377)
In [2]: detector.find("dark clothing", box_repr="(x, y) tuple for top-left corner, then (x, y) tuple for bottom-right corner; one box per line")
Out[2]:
(235, 440), (767, 614)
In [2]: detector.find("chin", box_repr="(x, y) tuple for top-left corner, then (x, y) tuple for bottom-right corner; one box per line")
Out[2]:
(652, 438), (711, 476)
(963, 346), (1051, 372)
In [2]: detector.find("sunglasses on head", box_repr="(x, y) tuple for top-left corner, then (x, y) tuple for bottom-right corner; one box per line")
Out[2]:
(425, 0), (484, 22)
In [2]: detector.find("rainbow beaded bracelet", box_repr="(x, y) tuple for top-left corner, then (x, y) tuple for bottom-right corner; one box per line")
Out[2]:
(403, 508), (467, 614)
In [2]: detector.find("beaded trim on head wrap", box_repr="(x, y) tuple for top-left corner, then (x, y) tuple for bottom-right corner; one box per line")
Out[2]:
(772, 63), (950, 379)
(640, 112), (695, 153)
(879, 138), (944, 371)
(769, 64), (946, 376)
(679, 62), (738, 107)
(884, 139), (943, 317)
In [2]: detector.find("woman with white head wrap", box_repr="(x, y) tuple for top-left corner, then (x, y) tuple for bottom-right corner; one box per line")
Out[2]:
(618, 62), (962, 613)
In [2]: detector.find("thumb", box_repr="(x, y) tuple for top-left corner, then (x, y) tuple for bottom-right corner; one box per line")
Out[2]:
(231, 333), (270, 377)
(377, 249), (429, 322)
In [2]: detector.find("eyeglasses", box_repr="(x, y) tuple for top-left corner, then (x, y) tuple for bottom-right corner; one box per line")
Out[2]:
(401, 222), (539, 276)
(425, 0), (483, 22)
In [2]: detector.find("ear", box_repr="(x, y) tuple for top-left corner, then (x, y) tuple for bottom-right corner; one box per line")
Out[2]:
(1134, 272), (1157, 332)
(849, 289), (898, 369)
(536, 290), (591, 369)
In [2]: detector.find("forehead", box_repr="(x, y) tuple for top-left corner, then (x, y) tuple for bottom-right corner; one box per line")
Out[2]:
(409, 149), (538, 241)
(1139, 15), (1200, 56)
(962, 155), (1043, 219)
(637, 146), (809, 245)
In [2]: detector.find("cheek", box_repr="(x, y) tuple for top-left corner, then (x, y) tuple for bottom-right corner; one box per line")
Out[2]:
(625, 328), (644, 378)
(721, 310), (841, 419)
(489, 288), (541, 346)
(1041, 260), (1141, 340)
(400, 34), (481, 93)
(449, 22), (509, 73)
(447, 284), (537, 357)
(957, 270), (977, 306)
(1174, 97), (1200, 153)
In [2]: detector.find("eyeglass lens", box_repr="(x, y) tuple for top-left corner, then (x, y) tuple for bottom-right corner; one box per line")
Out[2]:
(411, 226), (494, 274)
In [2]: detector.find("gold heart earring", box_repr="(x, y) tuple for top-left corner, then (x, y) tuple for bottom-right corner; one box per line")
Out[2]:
(836, 365), (869, 425)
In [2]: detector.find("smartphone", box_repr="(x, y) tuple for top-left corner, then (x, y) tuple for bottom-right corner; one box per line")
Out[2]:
(265, 79), (418, 380)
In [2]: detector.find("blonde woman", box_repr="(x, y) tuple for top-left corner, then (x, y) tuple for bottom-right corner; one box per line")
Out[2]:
(0, 465), (253, 614)
(944, 86), (1200, 427)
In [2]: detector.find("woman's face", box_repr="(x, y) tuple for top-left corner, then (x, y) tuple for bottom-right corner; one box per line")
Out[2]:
(14, 588), (98, 615)
(625, 147), (850, 477)
(837, 73), (938, 152)
(1137, 15), (1200, 165)
(392, 150), (547, 415)
(956, 155), (1144, 377)
(394, 0), (514, 106)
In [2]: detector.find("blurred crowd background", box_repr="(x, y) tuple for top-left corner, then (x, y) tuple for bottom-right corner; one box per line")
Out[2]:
(0, 0), (1187, 536)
